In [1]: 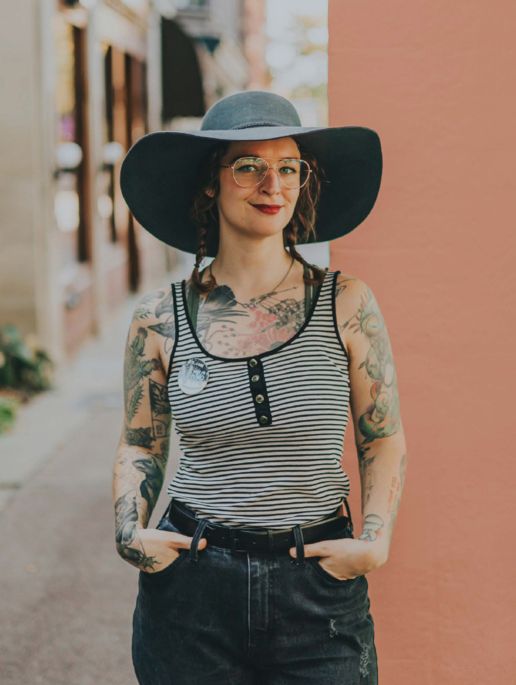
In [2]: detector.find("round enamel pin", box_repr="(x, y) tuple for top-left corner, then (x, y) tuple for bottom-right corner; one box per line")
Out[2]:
(177, 357), (210, 395)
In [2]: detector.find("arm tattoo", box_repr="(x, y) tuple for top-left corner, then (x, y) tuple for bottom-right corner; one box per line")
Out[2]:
(123, 326), (160, 423)
(114, 289), (173, 569)
(338, 279), (407, 545)
(386, 452), (407, 536)
(358, 514), (385, 542)
(114, 493), (156, 570)
(358, 452), (378, 509)
(149, 289), (175, 344)
(342, 285), (401, 459)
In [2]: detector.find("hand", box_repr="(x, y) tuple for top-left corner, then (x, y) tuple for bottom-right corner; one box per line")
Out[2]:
(132, 527), (208, 574)
(289, 537), (388, 581)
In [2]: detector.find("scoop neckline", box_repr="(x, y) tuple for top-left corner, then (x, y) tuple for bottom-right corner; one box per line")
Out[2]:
(180, 269), (329, 363)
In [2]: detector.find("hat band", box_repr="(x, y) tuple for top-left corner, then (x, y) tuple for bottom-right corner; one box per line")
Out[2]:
(229, 121), (290, 129)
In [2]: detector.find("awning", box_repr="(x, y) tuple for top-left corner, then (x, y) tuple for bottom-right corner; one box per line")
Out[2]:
(161, 17), (206, 121)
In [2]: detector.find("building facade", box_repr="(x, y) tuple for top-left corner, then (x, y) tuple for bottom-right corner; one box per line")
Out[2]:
(0, 0), (267, 365)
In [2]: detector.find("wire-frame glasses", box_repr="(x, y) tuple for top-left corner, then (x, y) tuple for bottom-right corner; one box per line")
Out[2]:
(219, 156), (312, 189)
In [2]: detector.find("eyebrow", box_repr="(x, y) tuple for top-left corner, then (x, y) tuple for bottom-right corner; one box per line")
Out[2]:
(227, 153), (301, 164)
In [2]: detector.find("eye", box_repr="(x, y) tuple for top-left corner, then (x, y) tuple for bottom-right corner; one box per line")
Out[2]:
(279, 159), (300, 174)
(234, 157), (263, 173)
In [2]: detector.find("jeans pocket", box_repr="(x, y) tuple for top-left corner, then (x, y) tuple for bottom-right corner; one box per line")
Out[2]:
(307, 556), (363, 586)
(140, 514), (189, 580)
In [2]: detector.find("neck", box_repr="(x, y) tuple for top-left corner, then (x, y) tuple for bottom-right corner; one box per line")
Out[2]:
(209, 245), (300, 296)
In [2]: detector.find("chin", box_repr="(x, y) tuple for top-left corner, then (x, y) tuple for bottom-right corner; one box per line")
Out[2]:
(245, 224), (284, 240)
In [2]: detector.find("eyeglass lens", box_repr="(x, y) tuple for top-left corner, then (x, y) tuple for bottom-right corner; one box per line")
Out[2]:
(232, 157), (310, 189)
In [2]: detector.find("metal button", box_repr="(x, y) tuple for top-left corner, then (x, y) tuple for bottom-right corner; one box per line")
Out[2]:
(259, 414), (269, 425)
(248, 358), (258, 367)
(251, 374), (260, 382)
(255, 394), (265, 404)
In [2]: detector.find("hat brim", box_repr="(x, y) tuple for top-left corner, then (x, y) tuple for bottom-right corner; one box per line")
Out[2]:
(120, 125), (382, 257)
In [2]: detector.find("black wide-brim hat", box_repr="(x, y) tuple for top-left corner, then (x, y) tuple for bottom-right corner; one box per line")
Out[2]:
(120, 90), (382, 258)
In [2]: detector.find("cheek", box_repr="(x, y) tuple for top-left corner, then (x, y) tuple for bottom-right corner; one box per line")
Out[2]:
(217, 193), (250, 219)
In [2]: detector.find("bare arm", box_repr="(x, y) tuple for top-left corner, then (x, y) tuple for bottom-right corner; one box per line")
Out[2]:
(336, 274), (408, 562)
(111, 287), (175, 569)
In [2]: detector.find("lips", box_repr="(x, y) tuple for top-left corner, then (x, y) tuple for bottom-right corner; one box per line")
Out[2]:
(251, 204), (283, 214)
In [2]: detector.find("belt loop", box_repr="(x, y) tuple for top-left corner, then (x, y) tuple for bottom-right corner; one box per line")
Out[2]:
(189, 518), (209, 562)
(343, 497), (354, 534)
(292, 524), (305, 566)
(267, 529), (275, 553)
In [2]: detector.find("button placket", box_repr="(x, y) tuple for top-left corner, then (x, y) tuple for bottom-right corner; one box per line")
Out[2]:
(246, 357), (272, 426)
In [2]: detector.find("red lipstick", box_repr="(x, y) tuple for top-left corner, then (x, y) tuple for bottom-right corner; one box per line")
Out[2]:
(251, 204), (283, 215)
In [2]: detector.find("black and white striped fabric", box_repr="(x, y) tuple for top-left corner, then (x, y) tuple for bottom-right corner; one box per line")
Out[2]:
(166, 269), (352, 529)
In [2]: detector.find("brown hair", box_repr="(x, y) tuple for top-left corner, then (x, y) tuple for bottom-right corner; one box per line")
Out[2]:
(187, 138), (329, 295)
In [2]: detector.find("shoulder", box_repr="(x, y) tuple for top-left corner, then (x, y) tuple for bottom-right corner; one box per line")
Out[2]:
(126, 286), (176, 362)
(130, 286), (174, 326)
(334, 270), (370, 308)
(333, 271), (383, 352)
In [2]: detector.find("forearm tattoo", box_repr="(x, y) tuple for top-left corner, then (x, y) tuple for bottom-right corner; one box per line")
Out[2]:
(114, 289), (174, 569)
(358, 513), (385, 542)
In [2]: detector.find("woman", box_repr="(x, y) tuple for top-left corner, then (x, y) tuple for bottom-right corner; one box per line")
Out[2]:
(113, 90), (407, 684)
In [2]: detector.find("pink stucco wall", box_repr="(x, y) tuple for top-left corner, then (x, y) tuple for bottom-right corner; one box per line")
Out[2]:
(328, 2), (516, 682)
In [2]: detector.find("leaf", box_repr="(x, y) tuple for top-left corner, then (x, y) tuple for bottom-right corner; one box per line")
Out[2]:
(148, 321), (175, 339)
(127, 384), (144, 421)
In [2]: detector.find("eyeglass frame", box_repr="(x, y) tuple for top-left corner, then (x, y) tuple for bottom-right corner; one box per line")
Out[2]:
(219, 155), (312, 189)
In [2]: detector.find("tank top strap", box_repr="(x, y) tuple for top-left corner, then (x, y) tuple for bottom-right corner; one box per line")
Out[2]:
(307, 267), (337, 323)
(170, 279), (193, 350)
(303, 263), (314, 318)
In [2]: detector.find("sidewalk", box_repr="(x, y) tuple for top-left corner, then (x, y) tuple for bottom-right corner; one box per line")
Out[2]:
(0, 261), (191, 685)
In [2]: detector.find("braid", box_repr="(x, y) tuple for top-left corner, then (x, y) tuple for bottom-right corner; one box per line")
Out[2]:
(284, 225), (327, 287)
(191, 224), (212, 294)
(188, 144), (226, 295)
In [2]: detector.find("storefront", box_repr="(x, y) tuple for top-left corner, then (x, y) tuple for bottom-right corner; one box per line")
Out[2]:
(54, 0), (156, 355)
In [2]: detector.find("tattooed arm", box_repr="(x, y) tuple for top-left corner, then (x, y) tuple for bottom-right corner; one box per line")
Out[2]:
(111, 287), (175, 569)
(336, 274), (408, 563)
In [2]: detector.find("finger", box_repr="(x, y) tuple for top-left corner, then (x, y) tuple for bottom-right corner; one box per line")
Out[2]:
(167, 535), (208, 550)
(289, 539), (342, 557)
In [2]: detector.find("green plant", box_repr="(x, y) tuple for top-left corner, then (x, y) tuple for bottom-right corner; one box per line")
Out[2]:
(0, 396), (19, 434)
(0, 324), (54, 393)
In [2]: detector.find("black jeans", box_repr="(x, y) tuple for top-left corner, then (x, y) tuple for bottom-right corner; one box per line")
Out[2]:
(132, 502), (378, 684)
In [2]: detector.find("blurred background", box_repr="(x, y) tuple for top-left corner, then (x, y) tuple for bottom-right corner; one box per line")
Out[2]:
(0, 0), (328, 368)
(1, 1), (515, 684)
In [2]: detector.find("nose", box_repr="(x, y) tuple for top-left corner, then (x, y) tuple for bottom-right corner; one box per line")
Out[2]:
(258, 164), (283, 193)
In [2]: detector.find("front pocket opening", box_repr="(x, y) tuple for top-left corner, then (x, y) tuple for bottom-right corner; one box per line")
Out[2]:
(308, 556), (358, 584)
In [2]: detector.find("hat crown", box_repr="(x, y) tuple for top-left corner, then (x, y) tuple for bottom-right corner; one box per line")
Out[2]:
(200, 90), (302, 132)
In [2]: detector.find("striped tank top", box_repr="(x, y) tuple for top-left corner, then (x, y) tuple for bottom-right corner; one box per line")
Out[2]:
(166, 268), (352, 529)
